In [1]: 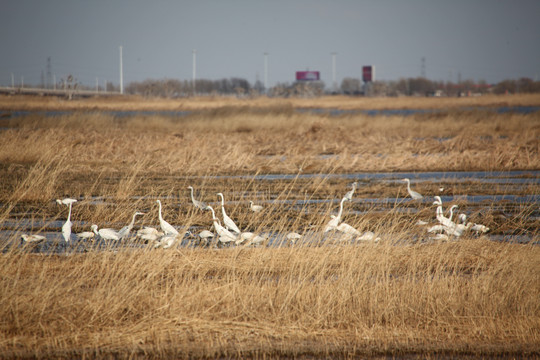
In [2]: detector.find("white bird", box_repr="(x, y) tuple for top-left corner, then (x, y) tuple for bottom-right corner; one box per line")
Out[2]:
(56, 198), (77, 206)
(154, 231), (190, 249)
(324, 197), (347, 233)
(198, 230), (214, 245)
(249, 201), (263, 212)
(21, 234), (46, 243)
(336, 221), (361, 236)
(286, 232), (302, 242)
(138, 228), (165, 243)
(344, 181), (358, 201)
(357, 231), (380, 242)
(91, 224), (121, 241)
(238, 232), (267, 246)
(471, 223), (490, 234)
(401, 178), (423, 200)
(217, 193), (241, 234)
(156, 200), (179, 235)
(137, 226), (163, 237)
(187, 186), (208, 210)
(76, 230), (95, 240)
(61, 201), (74, 242)
(206, 205), (237, 244)
(118, 211), (145, 239)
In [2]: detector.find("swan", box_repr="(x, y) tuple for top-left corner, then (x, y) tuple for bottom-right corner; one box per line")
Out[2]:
(344, 181), (358, 201)
(118, 211), (145, 239)
(324, 197), (347, 232)
(91, 224), (121, 241)
(156, 200), (179, 235)
(249, 201), (263, 212)
(21, 234), (46, 243)
(401, 178), (423, 200)
(206, 205), (237, 243)
(217, 193), (241, 233)
(188, 186), (208, 210)
(61, 201), (74, 242)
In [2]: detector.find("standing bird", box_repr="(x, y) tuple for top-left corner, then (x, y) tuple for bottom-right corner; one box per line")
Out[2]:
(206, 206), (237, 244)
(344, 181), (358, 201)
(249, 201), (263, 213)
(217, 193), (241, 234)
(91, 224), (121, 241)
(156, 200), (179, 235)
(187, 186), (208, 210)
(401, 178), (423, 200)
(118, 211), (145, 239)
(324, 197), (348, 232)
(61, 200), (75, 242)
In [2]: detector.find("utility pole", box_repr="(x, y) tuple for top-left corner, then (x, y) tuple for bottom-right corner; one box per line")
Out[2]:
(46, 57), (52, 89)
(421, 56), (426, 78)
(192, 49), (197, 94)
(119, 46), (124, 94)
(264, 52), (268, 94)
(331, 52), (337, 93)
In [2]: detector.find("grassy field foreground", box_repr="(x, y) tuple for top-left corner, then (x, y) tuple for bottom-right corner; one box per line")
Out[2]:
(1, 240), (539, 358)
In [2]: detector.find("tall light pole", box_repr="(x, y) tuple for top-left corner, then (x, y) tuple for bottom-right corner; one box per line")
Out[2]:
(119, 45), (124, 94)
(264, 52), (268, 94)
(331, 52), (337, 93)
(192, 49), (197, 94)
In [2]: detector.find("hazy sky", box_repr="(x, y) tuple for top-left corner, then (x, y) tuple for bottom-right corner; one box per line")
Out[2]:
(1, 0), (539, 88)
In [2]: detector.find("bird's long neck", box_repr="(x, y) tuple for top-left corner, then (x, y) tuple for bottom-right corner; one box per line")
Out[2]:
(336, 198), (345, 221)
(406, 180), (412, 193)
(67, 203), (72, 222)
(158, 201), (163, 221)
(190, 188), (196, 201)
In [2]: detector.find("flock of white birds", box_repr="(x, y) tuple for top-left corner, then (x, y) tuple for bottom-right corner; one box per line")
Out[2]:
(20, 179), (489, 249)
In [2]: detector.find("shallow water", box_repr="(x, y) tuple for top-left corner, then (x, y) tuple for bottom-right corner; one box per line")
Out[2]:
(2, 170), (538, 253)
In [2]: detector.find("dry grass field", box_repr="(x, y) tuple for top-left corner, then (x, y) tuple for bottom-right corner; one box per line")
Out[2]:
(0, 94), (539, 359)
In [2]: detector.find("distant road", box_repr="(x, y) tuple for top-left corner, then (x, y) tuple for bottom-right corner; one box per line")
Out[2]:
(0, 86), (120, 98)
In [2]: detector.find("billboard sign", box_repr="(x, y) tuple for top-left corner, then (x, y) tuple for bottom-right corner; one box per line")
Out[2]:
(362, 66), (375, 82)
(296, 71), (320, 81)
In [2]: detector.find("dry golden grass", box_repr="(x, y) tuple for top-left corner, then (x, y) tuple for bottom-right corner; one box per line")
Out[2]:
(0, 94), (539, 358)
(1, 93), (540, 111)
(1, 240), (539, 358)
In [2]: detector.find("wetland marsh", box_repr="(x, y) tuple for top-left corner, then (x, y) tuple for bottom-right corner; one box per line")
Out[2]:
(0, 94), (539, 359)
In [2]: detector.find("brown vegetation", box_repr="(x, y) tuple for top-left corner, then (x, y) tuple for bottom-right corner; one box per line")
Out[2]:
(0, 94), (539, 358)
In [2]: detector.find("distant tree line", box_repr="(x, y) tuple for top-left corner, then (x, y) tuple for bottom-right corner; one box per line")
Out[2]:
(79, 76), (540, 98)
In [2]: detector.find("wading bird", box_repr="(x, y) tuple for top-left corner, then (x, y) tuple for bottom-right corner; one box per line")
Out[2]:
(118, 211), (145, 239)
(76, 230), (95, 240)
(401, 178), (423, 200)
(156, 200), (179, 235)
(324, 197), (348, 233)
(217, 192), (241, 233)
(187, 186), (208, 210)
(249, 201), (263, 213)
(21, 234), (46, 243)
(344, 181), (358, 201)
(91, 224), (121, 241)
(206, 205), (237, 244)
(56, 198), (77, 206)
(61, 200), (75, 242)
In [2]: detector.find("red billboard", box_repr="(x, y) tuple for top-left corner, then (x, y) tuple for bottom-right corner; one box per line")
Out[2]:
(296, 71), (320, 81)
(362, 66), (374, 82)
